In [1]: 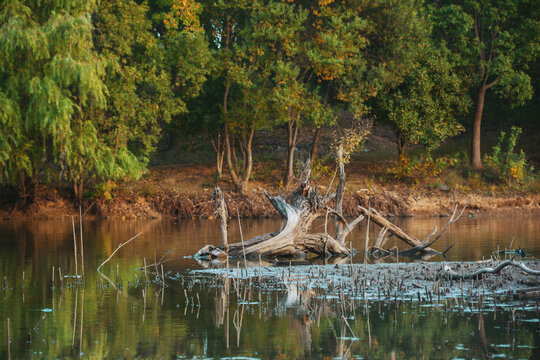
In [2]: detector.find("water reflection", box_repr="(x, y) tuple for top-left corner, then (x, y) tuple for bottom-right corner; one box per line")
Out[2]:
(0, 217), (539, 359)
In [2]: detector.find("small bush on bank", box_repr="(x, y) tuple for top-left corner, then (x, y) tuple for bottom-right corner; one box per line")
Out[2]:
(483, 126), (537, 187)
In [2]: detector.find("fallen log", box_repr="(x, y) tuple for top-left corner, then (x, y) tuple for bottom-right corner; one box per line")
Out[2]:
(364, 202), (467, 255)
(358, 206), (436, 251)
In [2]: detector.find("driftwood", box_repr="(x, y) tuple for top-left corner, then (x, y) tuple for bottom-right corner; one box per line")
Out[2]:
(359, 206), (438, 252)
(213, 187), (228, 249)
(196, 161), (464, 260)
(196, 165), (354, 259)
(364, 202), (467, 256)
(444, 259), (540, 280)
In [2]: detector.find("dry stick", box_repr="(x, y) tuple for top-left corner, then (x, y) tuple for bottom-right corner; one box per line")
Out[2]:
(508, 236), (515, 251)
(143, 258), (148, 285)
(444, 260), (540, 280)
(97, 233), (142, 272)
(6, 317), (10, 360)
(79, 206), (85, 279)
(71, 217), (78, 279)
(363, 204), (371, 271)
(341, 315), (357, 338)
(237, 209), (247, 269)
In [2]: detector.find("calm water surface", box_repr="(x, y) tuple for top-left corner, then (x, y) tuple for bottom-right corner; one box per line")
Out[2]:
(0, 216), (539, 359)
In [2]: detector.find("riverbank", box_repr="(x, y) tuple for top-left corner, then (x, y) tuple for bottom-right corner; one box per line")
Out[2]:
(0, 179), (540, 219)
(1, 166), (539, 220)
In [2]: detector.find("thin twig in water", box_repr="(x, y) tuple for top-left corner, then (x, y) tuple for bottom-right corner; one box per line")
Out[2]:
(72, 217), (78, 278)
(79, 206), (85, 279)
(364, 203), (371, 270)
(97, 233), (142, 272)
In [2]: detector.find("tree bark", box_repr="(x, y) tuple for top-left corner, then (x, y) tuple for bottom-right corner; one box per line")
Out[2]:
(357, 206), (438, 253)
(213, 187), (228, 249)
(396, 130), (406, 163)
(471, 82), (487, 169)
(310, 127), (322, 161)
(212, 133), (225, 180)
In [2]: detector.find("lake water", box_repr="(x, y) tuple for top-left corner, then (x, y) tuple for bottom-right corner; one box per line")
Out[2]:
(1, 216), (539, 359)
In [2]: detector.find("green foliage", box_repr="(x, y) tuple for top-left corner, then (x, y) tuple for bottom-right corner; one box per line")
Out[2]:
(0, 0), (107, 200)
(310, 157), (332, 181)
(484, 126), (535, 185)
(381, 43), (470, 153)
(0, 0), (209, 202)
(387, 154), (460, 186)
(373, 3), (471, 159)
(429, 0), (540, 164)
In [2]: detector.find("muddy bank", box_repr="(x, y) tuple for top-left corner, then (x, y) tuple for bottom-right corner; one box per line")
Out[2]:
(190, 259), (540, 306)
(1, 182), (540, 219)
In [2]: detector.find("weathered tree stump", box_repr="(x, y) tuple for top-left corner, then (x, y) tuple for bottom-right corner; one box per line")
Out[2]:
(196, 167), (354, 259)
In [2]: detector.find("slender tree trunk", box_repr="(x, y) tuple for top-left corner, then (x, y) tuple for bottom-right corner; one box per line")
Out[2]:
(241, 126), (255, 187)
(471, 82), (487, 169)
(73, 180), (83, 204)
(285, 118), (299, 190)
(212, 134), (225, 180)
(310, 127), (322, 161)
(396, 131), (406, 163)
(224, 124), (244, 193)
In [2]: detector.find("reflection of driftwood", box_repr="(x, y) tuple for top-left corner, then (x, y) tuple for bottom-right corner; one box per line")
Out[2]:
(214, 276), (230, 327)
(444, 260), (540, 280)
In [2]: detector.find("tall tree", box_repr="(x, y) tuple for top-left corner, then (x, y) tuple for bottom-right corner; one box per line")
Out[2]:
(430, 0), (540, 168)
(376, 44), (470, 161)
(0, 0), (107, 204)
(197, 0), (256, 193)
(259, 0), (369, 189)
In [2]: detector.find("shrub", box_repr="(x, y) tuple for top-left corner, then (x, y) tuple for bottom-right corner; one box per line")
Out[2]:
(483, 126), (534, 185)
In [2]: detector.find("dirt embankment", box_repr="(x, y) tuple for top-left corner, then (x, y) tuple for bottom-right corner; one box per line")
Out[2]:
(2, 182), (539, 219)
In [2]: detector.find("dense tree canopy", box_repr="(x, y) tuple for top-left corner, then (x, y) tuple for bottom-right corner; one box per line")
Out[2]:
(429, 0), (540, 168)
(0, 0), (538, 203)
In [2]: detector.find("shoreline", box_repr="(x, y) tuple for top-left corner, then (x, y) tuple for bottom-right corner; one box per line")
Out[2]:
(1, 186), (539, 220)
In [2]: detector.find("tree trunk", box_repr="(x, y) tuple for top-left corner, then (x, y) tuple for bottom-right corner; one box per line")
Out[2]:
(471, 83), (487, 169)
(396, 131), (406, 163)
(213, 187), (228, 249)
(73, 180), (83, 204)
(212, 133), (225, 180)
(285, 118), (299, 190)
(310, 127), (322, 161)
(241, 126), (255, 188)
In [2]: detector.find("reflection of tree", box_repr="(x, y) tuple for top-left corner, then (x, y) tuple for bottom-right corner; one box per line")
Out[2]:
(0, 219), (537, 359)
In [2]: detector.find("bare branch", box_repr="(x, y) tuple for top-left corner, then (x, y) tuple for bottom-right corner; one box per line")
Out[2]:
(444, 260), (540, 280)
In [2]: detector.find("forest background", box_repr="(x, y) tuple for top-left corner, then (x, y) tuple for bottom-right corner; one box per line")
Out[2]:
(1, 0), (539, 218)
